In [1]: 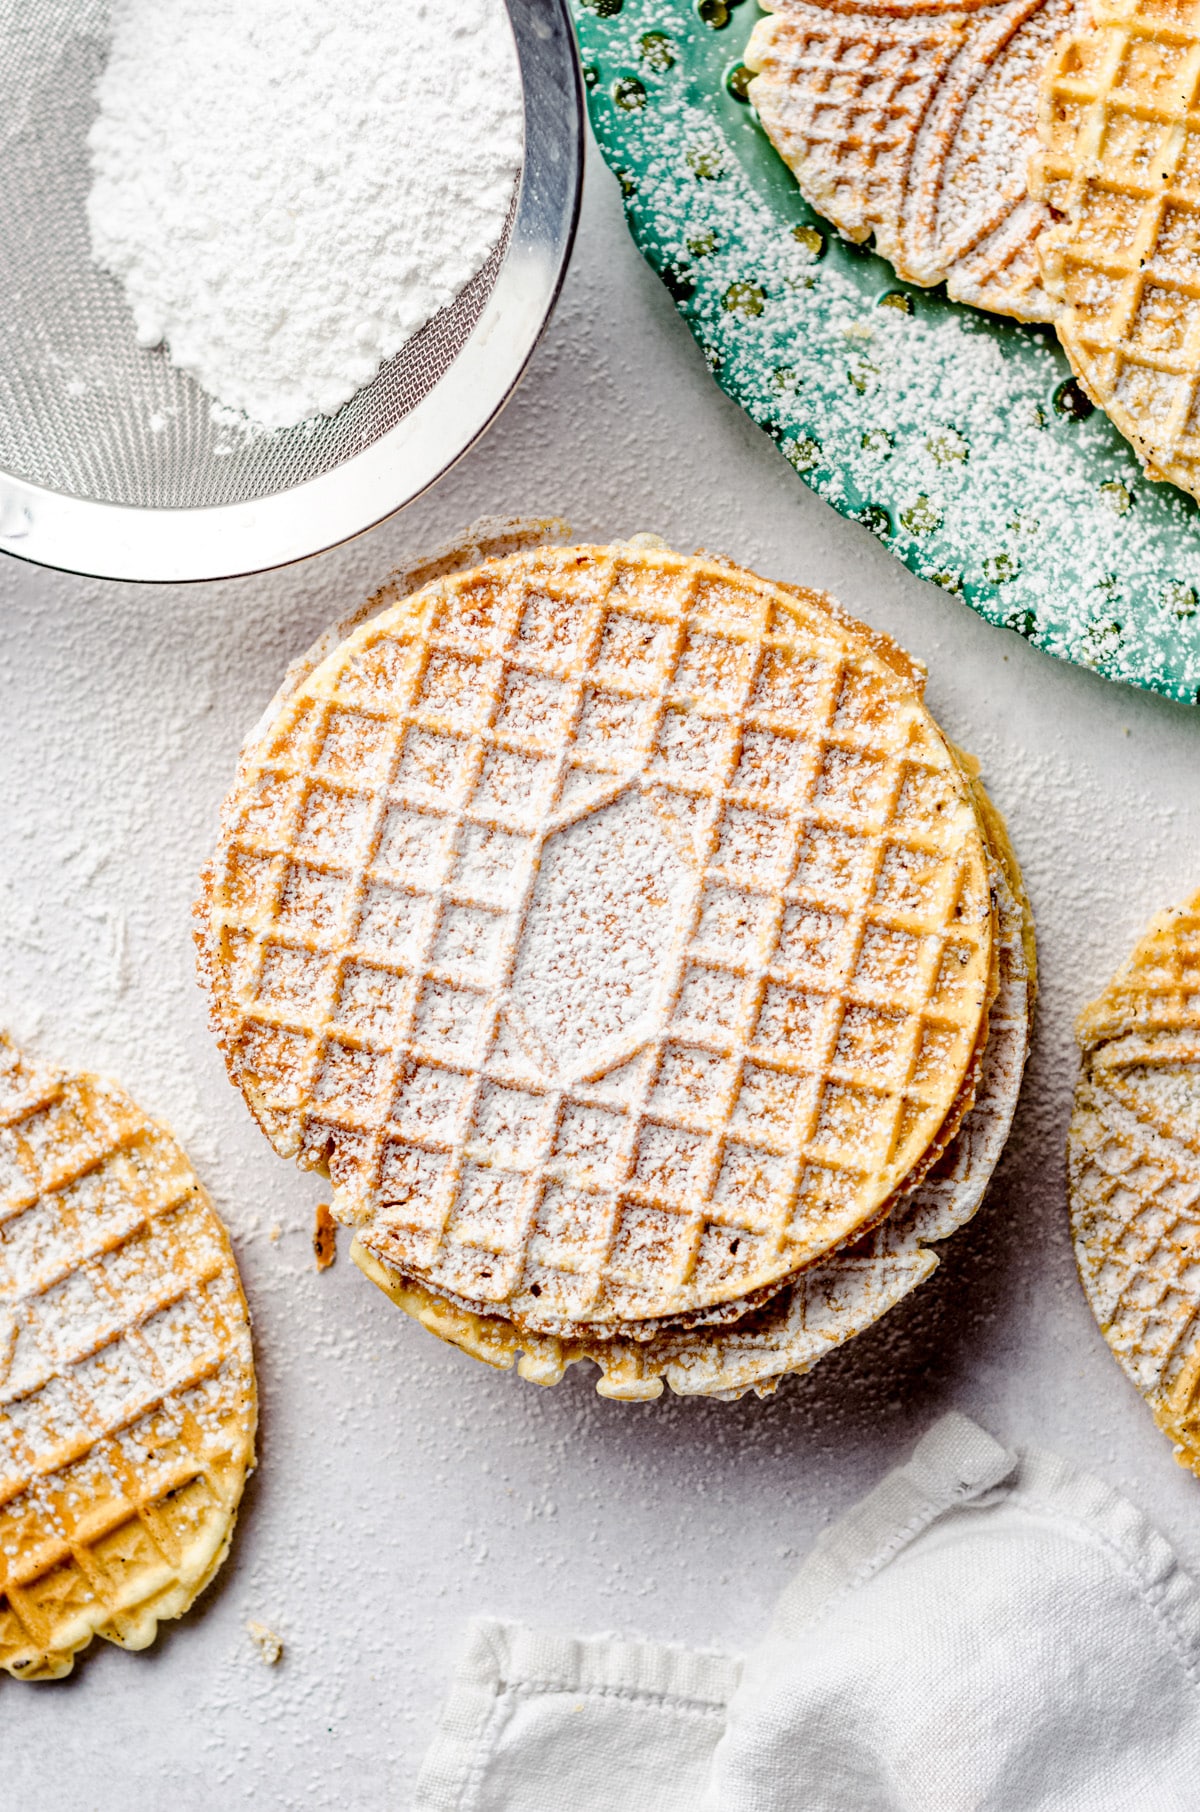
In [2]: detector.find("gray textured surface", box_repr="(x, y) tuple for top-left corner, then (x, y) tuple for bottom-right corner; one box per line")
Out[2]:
(4, 143), (1200, 1805)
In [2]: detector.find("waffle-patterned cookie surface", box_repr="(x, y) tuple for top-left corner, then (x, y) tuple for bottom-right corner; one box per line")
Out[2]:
(1069, 890), (1200, 1473)
(0, 1037), (256, 1680)
(745, 0), (1075, 321)
(1033, 0), (1200, 498)
(198, 544), (993, 1334)
(356, 825), (1032, 1399)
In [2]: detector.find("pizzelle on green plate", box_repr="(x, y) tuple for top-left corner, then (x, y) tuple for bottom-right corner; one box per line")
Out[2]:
(570, 0), (1200, 705)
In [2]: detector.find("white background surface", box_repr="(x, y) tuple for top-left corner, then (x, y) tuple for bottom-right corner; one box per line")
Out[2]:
(4, 138), (1200, 1807)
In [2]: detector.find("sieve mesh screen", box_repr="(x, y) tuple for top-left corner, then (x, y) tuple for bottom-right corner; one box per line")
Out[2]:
(0, 0), (512, 510)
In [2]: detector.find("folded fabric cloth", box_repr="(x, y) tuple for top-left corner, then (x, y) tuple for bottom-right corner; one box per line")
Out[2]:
(415, 1413), (1200, 1811)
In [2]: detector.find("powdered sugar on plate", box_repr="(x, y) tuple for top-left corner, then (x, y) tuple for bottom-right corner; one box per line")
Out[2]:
(86, 0), (523, 430)
(572, 0), (1200, 703)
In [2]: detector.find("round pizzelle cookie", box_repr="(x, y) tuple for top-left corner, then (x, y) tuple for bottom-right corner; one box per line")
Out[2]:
(353, 784), (1033, 1399)
(0, 1035), (256, 1680)
(197, 541), (994, 1336)
(1032, 0), (1200, 499)
(1069, 889), (1200, 1472)
(745, 0), (1077, 321)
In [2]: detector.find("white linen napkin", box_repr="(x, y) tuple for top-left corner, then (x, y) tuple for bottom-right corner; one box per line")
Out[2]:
(415, 1413), (1200, 1811)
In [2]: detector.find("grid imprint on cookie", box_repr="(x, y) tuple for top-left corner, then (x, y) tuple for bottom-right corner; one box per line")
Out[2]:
(204, 547), (992, 1328)
(748, 7), (967, 228)
(0, 1041), (254, 1679)
(746, 0), (1071, 319)
(1071, 1081), (1200, 1400)
(1069, 887), (1200, 1436)
(357, 847), (1032, 1399)
(1034, 0), (1200, 494)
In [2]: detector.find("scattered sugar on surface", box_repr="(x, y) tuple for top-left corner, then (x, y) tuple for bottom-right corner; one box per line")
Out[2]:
(4, 166), (1200, 1801)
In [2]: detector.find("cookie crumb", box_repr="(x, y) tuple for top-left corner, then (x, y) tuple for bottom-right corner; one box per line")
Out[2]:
(268, 1222), (282, 1243)
(246, 1620), (283, 1665)
(314, 1203), (337, 1270)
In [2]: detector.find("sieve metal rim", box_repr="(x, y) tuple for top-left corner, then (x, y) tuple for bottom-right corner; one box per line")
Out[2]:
(0, 0), (583, 585)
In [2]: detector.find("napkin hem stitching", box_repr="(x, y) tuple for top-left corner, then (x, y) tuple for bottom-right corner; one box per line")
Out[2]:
(494, 1678), (731, 1713)
(1003, 1488), (1200, 1689)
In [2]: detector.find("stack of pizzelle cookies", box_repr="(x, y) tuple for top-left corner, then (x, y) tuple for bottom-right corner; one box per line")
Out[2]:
(745, 0), (1200, 504)
(196, 539), (1034, 1400)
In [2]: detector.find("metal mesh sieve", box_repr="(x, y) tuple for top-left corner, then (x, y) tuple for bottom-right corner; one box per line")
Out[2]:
(0, 0), (581, 577)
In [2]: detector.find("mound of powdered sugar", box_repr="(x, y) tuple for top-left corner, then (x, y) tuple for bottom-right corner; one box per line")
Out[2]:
(86, 0), (523, 430)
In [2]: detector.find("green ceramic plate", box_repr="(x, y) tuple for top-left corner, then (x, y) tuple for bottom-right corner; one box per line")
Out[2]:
(570, 0), (1200, 705)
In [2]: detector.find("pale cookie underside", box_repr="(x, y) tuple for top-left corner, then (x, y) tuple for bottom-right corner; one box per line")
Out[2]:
(1069, 886), (1200, 1474)
(0, 1036), (256, 1680)
(746, 0), (1075, 321)
(354, 846), (1031, 1400)
(1070, 1067), (1200, 1470)
(1032, 0), (1200, 500)
(199, 544), (994, 1333)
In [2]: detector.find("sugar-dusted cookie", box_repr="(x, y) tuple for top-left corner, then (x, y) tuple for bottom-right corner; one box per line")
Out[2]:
(197, 543), (995, 1339)
(0, 1036), (255, 1679)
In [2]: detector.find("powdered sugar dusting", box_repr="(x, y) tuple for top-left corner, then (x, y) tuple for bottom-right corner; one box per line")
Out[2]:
(0, 1037), (255, 1678)
(575, 0), (1200, 701)
(514, 788), (693, 1071)
(199, 546), (994, 1334)
(360, 845), (1034, 1398)
(746, 0), (1076, 319)
(87, 0), (523, 429)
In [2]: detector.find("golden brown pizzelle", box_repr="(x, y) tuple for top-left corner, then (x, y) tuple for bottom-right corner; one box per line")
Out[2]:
(1032, 0), (1200, 500)
(0, 1035), (256, 1680)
